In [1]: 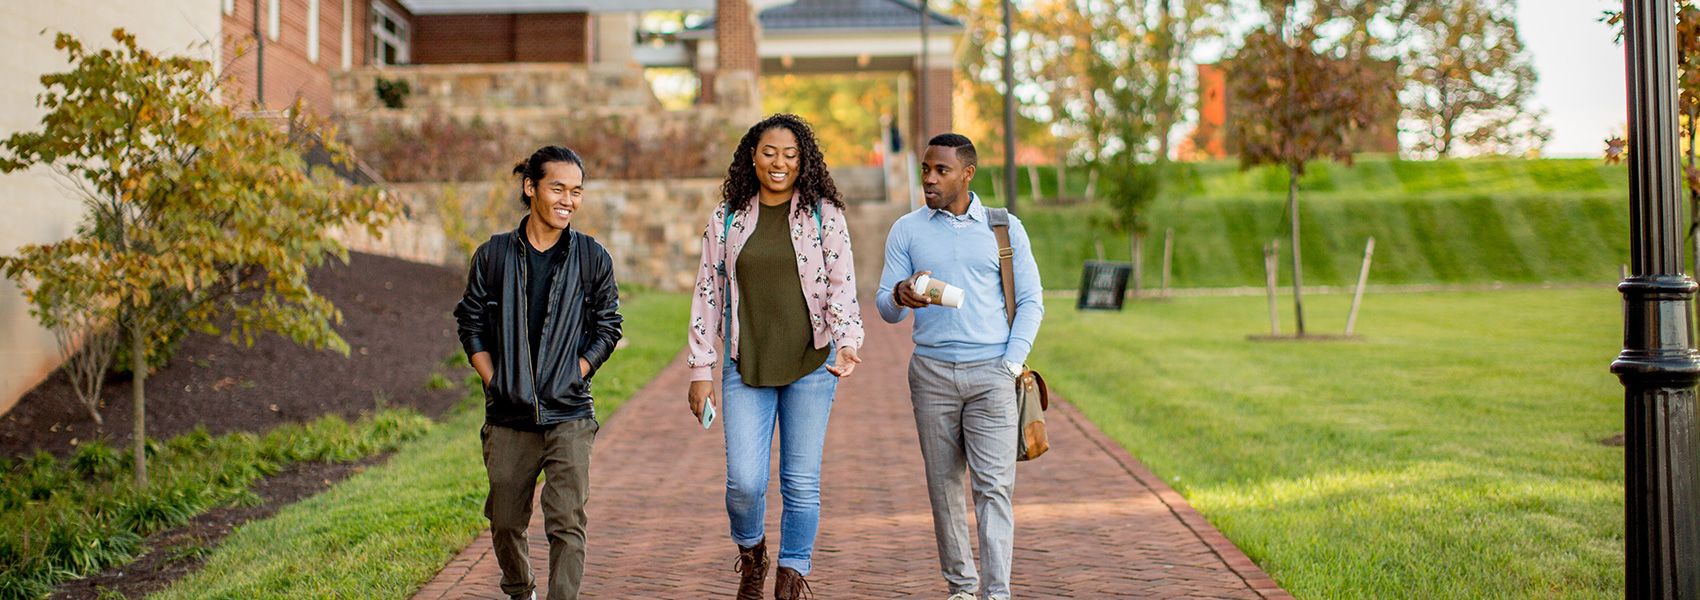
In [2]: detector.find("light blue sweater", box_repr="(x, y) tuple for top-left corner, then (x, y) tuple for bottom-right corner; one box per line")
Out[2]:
(877, 193), (1044, 365)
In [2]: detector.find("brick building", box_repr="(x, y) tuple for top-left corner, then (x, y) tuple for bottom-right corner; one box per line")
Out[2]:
(682, 0), (962, 148)
(220, 0), (709, 115)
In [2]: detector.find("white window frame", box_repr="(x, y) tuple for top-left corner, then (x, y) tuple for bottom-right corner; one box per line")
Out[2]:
(341, 0), (353, 70)
(267, 0), (280, 41)
(370, 1), (410, 66)
(307, 0), (320, 63)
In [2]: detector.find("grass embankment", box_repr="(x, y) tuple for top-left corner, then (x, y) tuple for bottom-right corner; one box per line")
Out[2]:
(970, 157), (1629, 288)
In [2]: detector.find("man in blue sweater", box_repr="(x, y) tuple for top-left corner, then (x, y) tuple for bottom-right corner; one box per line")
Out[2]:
(877, 133), (1044, 600)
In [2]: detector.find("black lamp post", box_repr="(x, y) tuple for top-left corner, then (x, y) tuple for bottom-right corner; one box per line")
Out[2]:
(920, 0), (929, 144)
(1002, 0), (1017, 214)
(1614, 0), (1700, 597)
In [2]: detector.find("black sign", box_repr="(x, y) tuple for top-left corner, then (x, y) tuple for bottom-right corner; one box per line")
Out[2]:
(1077, 261), (1132, 311)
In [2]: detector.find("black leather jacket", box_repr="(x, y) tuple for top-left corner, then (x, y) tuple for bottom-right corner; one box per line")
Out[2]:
(454, 220), (623, 427)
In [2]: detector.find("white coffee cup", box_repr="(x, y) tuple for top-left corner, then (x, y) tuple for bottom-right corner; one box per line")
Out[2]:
(912, 274), (965, 308)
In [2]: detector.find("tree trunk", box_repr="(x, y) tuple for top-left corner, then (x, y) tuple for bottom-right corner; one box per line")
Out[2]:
(1154, 0), (1175, 162)
(1130, 230), (1145, 298)
(130, 319), (147, 488)
(1288, 163), (1307, 336)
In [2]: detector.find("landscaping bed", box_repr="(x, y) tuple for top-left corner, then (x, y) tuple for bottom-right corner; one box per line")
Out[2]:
(0, 251), (467, 460)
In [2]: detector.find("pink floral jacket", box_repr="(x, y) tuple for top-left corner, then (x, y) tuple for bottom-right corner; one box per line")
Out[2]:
(687, 194), (864, 382)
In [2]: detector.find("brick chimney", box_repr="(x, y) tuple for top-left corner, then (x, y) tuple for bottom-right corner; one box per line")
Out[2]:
(705, 0), (760, 110)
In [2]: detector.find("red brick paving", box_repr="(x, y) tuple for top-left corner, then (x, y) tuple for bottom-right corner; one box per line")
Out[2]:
(413, 312), (1291, 599)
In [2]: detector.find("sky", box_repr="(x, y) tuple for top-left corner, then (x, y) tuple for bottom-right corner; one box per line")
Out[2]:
(1517, 0), (1625, 157)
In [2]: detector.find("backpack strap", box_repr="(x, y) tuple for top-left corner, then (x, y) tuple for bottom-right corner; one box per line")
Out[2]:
(717, 203), (828, 363)
(987, 208), (1017, 327)
(720, 207), (736, 361)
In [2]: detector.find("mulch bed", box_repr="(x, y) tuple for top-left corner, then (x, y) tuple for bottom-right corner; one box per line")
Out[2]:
(0, 251), (468, 459)
(0, 251), (471, 598)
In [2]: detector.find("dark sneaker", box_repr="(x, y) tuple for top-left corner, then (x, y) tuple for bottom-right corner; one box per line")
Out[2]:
(733, 538), (770, 600)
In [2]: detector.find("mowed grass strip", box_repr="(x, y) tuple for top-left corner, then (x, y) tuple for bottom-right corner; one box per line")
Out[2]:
(150, 292), (691, 600)
(969, 157), (1623, 202)
(1034, 288), (1623, 599)
(1018, 192), (1628, 289)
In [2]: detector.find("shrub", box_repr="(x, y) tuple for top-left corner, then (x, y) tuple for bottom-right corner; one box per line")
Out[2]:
(374, 77), (411, 109)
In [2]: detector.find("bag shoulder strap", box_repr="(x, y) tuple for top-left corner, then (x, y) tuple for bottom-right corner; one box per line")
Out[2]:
(987, 208), (1017, 326)
(720, 206), (735, 359)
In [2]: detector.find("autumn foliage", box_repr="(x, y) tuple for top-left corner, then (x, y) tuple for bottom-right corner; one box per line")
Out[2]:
(0, 29), (395, 486)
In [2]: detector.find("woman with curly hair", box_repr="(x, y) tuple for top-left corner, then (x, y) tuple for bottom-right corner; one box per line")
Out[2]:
(685, 114), (864, 600)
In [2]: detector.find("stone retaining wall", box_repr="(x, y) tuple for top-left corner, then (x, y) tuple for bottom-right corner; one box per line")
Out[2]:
(333, 178), (907, 296)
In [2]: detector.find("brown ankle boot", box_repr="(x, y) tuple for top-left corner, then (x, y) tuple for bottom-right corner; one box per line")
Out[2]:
(732, 538), (769, 600)
(774, 566), (813, 600)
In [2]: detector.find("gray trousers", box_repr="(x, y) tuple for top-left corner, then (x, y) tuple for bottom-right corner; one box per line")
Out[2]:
(908, 354), (1019, 600)
(482, 419), (598, 600)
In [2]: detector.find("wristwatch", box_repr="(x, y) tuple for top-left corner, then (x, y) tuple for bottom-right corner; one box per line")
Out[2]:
(1004, 360), (1024, 378)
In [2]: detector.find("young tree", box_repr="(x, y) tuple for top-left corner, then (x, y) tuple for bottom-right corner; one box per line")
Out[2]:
(1020, 0), (1222, 294)
(951, 0), (1059, 176)
(0, 30), (393, 487)
(1227, 0), (1397, 336)
(1400, 0), (1549, 157)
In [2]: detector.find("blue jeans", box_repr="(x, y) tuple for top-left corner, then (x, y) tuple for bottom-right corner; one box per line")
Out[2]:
(722, 358), (837, 576)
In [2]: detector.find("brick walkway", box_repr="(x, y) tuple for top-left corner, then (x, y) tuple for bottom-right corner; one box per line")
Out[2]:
(413, 313), (1290, 599)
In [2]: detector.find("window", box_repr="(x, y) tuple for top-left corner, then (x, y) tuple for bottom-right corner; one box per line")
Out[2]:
(341, 0), (353, 70)
(307, 0), (320, 63)
(222, 0), (235, 15)
(370, 1), (409, 66)
(267, 0), (280, 41)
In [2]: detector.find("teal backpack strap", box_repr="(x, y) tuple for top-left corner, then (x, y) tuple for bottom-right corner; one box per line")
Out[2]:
(719, 207), (735, 364)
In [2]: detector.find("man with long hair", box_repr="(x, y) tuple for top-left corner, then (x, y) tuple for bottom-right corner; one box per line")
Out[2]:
(454, 146), (623, 600)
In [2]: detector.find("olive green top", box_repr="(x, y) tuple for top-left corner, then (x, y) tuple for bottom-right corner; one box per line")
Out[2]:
(736, 202), (831, 386)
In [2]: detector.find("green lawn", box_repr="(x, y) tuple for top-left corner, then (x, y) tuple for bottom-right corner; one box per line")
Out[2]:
(1032, 288), (1623, 598)
(150, 292), (691, 600)
(0, 411), (432, 599)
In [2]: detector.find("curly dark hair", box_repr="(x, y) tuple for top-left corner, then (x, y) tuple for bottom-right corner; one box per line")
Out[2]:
(720, 113), (843, 216)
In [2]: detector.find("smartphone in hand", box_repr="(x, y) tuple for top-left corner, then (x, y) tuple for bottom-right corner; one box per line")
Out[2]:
(701, 399), (716, 430)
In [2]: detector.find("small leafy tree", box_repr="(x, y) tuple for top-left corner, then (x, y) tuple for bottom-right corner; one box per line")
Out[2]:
(1227, 0), (1396, 336)
(1400, 0), (1549, 157)
(28, 245), (120, 425)
(1021, 0), (1223, 294)
(0, 29), (394, 487)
